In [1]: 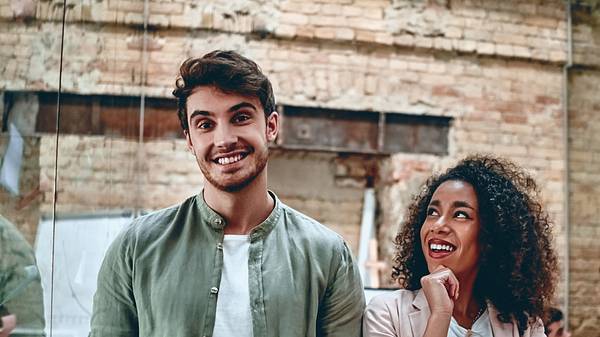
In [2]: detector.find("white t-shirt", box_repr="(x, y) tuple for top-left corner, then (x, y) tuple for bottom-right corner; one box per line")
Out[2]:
(448, 308), (493, 337)
(212, 235), (253, 337)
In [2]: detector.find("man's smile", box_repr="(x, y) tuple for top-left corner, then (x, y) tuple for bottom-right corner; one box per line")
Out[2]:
(212, 152), (249, 165)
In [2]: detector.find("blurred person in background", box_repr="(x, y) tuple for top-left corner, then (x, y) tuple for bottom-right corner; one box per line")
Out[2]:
(0, 214), (45, 337)
(544, 307), (570, 337)
(0, 314), (16, 337)
(364, 155), (558, 337)
(90, 50), (364, 337)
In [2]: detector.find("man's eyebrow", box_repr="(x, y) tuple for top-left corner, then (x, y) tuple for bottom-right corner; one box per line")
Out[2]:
(228, 102), (257, 113)
(189, 102), (257, 121)
(189, 110), (210, 120)
(429, 200), (440, 207)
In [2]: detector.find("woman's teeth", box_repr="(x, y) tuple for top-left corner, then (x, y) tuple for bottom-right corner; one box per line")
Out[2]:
(430, 243), (455, 252)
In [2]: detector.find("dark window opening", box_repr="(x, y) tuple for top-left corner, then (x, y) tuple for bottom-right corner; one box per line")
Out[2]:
(278, 105), (451, 155)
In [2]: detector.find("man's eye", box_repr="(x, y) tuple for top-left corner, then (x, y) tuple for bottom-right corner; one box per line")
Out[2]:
(232, 113), (250, 123)
(197, 121), (213, 129)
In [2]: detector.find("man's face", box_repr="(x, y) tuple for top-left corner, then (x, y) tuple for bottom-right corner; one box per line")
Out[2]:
(184, 86), (279, 192)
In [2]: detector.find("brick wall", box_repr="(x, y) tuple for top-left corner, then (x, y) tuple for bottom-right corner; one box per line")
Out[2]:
(0, 135), (41, 244)
(568, 6), (600, 337)
(568, 69), (600, 337)
(0, 0), (571, 95)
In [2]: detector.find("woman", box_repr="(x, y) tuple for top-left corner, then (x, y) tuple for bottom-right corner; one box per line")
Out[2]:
(364, 155), (557, 337)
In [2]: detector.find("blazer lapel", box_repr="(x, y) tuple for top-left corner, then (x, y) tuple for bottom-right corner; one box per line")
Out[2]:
(408, 290), (430, 337)
(489, 304), (516, 337)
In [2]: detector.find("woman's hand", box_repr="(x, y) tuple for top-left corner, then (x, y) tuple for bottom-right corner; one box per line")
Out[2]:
(420, 265), (459, 316)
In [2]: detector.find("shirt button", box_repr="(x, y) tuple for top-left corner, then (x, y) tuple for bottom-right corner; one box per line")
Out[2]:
(214, 218), (222, 226)
(217, 243), (223, 250)
(210, 287), (219, 294)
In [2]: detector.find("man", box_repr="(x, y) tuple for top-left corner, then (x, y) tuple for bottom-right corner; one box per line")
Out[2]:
(90, 50), (365, 337)
(0, 214), (45, 337)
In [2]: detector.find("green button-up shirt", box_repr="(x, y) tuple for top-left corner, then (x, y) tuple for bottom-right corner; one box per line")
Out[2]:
(90, 192), (365, 337)
(0, 215), (45, 337)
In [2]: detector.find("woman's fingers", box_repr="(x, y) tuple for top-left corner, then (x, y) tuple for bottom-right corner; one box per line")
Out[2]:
(430, 265), (459, 300)
(420, 265), (460, 315)
(446, 269), (459, 300)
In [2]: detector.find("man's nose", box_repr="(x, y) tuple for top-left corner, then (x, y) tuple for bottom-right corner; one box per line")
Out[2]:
(214, 124), (238, 148)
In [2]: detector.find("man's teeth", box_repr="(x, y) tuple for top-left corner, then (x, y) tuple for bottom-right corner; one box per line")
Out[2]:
(430, 243), (455, 252)
(217, 154), (243, 165)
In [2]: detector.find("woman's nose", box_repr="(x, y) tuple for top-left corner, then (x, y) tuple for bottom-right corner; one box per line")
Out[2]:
(430, 216), (450, 233)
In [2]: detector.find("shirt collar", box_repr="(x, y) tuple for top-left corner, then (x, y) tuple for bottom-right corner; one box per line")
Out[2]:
(196, 190), (282, 239)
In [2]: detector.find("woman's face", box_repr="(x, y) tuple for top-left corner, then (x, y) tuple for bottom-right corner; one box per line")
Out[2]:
(420, 180), (481, 279)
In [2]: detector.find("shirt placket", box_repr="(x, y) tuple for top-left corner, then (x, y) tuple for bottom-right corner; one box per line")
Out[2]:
(202, 217), (225, 337)
(248, 234), (266, 337)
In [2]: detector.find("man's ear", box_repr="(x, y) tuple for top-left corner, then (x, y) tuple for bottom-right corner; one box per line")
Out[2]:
(184, 130), (194, 153)
(266, 111), (279, 142)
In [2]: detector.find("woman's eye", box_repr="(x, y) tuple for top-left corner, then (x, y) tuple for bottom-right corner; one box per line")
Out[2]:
(427, 208), (439, 216)
(455, 211), (469, 219)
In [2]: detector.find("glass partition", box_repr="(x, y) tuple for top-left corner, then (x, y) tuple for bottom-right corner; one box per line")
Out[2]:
(47, 2), (147, 335)
(1, 0), (59, 335)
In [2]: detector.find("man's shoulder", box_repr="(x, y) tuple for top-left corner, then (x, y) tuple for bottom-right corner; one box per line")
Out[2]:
(119, 195), (199, 243)
(0, 215), (35, 263)
(279, 202), (344, 242)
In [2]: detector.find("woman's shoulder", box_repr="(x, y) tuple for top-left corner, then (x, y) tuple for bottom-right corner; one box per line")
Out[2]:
(366, 289), (420, 310)
(363, 289), (423, 337)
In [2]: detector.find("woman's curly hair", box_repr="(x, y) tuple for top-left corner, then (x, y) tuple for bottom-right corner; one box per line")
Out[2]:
(391, 154), (557, 335)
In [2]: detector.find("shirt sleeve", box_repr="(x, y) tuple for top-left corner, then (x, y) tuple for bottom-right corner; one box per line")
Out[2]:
(89, 227), (139, 337)
(0, 218), (45, 336)
(317, 240), (365, 337)
(362, 295), (398, 337)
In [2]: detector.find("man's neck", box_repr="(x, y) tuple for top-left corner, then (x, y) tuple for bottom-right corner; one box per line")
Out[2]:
(203, 173), (274, 235)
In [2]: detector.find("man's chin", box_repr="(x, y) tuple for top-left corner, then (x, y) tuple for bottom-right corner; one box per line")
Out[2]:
(207, 175), (258, 193)
(220, 181), (253, 193)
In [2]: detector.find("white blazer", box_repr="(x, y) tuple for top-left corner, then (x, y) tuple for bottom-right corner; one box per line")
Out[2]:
(363, 289), (546, 337)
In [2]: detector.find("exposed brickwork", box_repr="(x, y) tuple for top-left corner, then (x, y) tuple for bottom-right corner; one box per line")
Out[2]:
(567, 8), (600, 337)
(0, 135), (41, 245)
(573, 7), (600, 68)
(0, 0), (569, 63)
(568, 68), (600, 337)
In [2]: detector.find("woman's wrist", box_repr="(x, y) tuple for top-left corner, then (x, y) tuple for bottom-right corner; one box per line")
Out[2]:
(428, 311), (452, 323)
(424, 312), (452, 337)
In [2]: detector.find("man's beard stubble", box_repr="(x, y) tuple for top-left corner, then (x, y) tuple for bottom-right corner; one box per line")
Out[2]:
(199, 145), (269, 193)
